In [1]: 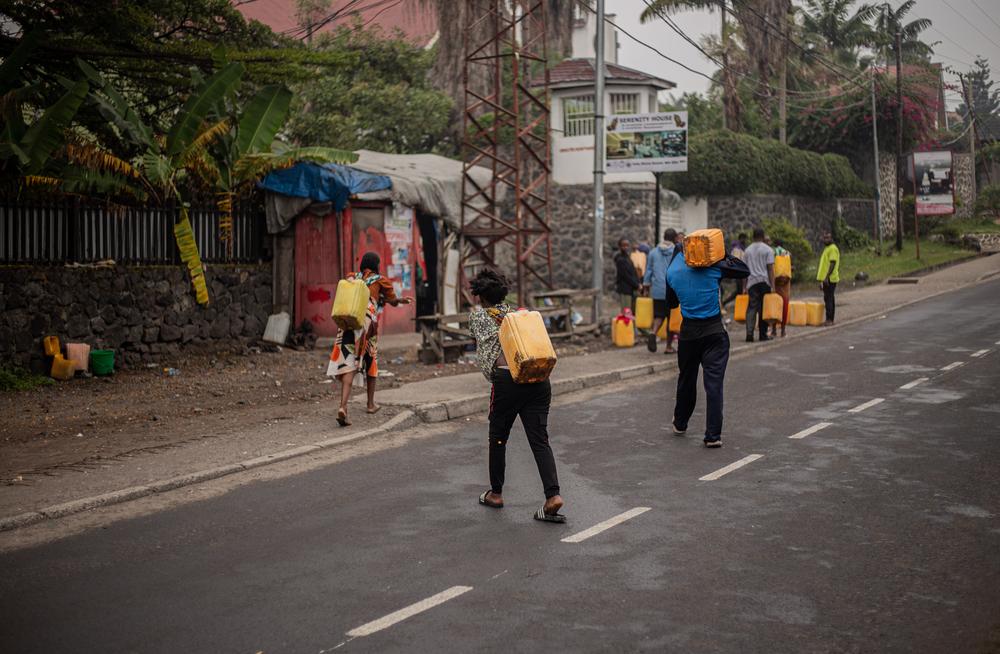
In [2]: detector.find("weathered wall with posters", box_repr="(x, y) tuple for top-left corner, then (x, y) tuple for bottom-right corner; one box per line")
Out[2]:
(1, 264), (271, 373)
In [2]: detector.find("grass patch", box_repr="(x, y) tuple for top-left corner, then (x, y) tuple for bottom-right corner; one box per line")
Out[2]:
(0, 366), (54, 392)
(795, 239), (975, 288)
(932, 217), (1000, 235)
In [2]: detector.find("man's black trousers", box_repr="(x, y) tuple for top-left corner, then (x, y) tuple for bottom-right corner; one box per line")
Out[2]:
(746, 281), (771, 340)
(673, 331), (730, 441)
(822, 281), (837, 322)
(489, 369), (560, 499)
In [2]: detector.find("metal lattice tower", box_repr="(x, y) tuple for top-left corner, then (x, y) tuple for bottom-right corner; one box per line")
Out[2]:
(460, 0), (553, 305)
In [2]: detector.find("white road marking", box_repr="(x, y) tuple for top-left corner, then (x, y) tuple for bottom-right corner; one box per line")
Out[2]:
(561, 507), (651, 543)
(789, 422), (833, 440)
(971, 349), (990, 358)
(899, 377), (929, 390)
(346, 586), (473, 637)
(698, 454), (764, 481)
(848, 398), (885, 413)
(941, 361), (965, 371)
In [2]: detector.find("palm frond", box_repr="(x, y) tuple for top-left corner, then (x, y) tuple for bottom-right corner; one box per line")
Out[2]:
(64, 142), (140, 178)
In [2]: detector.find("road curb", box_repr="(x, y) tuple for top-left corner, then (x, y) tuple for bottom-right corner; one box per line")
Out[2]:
(0, 410), (417, 533)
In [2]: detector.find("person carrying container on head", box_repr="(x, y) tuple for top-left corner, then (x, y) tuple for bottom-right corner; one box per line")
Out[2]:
(469, 269), (566, 524)
(642, 228), (680, 354)
(328, 251), (412, 427)
(666, 236), (749, 448)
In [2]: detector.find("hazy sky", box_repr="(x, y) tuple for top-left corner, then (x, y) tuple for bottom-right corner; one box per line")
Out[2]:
(611, 0), (1000, 110)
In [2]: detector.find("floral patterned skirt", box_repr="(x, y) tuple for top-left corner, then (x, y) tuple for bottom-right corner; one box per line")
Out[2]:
(327, 305), (379, 378)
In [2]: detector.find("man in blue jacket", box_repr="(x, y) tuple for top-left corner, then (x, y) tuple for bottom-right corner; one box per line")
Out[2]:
(666, 248), (747, 448)
(641, 228), (679, 353)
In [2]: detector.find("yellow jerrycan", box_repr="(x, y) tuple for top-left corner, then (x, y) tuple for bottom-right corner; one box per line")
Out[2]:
(683, 228), (726, 267)
(788, 301), (807, 326)
(774, 254), (792, 280)
(762, 293), (784, 323)
(806, 302), (825, 326)
(331, 278), (370, 330)
(669, 306), (683, 332)
(500, 310), (558, 383)
(634, 296), (653, 330)
(733, 294), (749, 322)
(50, 354), (75, 381)
(612, 315), (635, 348)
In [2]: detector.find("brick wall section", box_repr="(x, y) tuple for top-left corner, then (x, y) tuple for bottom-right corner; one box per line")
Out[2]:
(1, 264), (271, 372)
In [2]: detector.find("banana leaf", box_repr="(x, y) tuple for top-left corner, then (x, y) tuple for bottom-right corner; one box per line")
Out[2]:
(20, 80), (88, 175)
(166, 62), (244, 159)
(76, 59), (154, 149)
(235, 84), (293, 159)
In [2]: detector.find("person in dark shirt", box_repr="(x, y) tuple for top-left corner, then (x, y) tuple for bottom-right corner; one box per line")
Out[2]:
(614, 238), (641, 316)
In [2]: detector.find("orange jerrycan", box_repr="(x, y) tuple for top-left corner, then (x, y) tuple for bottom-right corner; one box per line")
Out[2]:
(683, 229), (726, 267)
(43, 335), (60, 357)
(634, 297), (653, 330)
(762, 293), (784, 323)
(669, 306), (683, 332)
(774, 254), (792, 280)
(788, 301), (807, 326)
(500, 310), (557, 383)
(733, 294), (749, 322)
(806, 302), (825, 326)
(50, 354), (75, 381)
(331, 278), (370, 330)
(612, 314), (635, 348)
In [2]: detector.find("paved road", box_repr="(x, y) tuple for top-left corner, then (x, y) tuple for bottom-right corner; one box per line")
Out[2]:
(2, 280), (999, 653)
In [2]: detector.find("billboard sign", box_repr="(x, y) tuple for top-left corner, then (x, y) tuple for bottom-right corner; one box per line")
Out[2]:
(912, 151), (954, 216)
(605, 112), (688, 173)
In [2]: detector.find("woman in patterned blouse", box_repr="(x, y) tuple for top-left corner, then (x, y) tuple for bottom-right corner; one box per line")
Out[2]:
(468, 269), (565, 523)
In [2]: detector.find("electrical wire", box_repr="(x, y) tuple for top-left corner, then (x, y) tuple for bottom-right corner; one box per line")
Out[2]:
(939, 0), (1000, 50)
(969, 0), (1000, 34)
(928, 26), (977, 62)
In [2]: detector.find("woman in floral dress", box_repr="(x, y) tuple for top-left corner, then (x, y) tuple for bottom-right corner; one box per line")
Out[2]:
(328, 252), (411, 426)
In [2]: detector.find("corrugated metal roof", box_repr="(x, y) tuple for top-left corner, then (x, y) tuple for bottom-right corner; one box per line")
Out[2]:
(534, 58), (675, 89)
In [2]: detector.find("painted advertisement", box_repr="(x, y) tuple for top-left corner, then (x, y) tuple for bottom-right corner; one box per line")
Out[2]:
(912, 151), (954, 216)
(605, 112), (688, 173)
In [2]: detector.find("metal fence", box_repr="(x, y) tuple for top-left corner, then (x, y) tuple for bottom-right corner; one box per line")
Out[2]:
(0, 196), (268, 264)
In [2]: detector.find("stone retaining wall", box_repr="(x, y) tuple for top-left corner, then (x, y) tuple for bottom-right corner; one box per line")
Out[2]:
(1, 264), (271, 372)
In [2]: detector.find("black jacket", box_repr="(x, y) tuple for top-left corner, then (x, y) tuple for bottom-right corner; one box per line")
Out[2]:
(614, 251), (641, 294)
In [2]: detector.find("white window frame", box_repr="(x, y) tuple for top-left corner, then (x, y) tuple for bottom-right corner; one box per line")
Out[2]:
(610, 92), (639, 115)
(562, 95), (594, 137)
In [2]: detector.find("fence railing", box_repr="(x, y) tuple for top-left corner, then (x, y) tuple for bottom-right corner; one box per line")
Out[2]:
(0, 196), (268, 265)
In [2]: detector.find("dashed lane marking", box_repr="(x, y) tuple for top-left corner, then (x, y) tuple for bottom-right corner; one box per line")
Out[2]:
(561, 507), (651, 543)
(941, 361), (965, 371)
(971, 349), (990, 358)
(899, 378), (929, 390)
(789, 422), (833, 440)
(698, 454), (764, 481)
(346, 586), (474, 637)
(848, 398), (885, 413)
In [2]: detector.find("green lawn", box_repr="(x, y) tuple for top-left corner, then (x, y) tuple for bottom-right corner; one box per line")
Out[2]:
(933, 217), (1000, 235)
(795, 239), (976, 289)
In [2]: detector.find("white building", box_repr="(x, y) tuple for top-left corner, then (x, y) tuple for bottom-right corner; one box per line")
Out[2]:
(536, 10), (675, 186)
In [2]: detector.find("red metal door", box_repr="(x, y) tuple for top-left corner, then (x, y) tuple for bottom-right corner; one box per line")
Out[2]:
(294, 211), (340, 338)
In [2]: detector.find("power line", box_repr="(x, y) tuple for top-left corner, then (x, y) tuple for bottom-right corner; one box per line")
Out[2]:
(939, 0), (1000, 51)
(970, 0), (1000, 34)
(927, 26), (977, 62)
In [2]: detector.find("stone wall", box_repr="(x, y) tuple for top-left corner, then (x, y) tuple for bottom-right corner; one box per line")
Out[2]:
(0, 264), (272, 373)
(953, 152), (975, 219)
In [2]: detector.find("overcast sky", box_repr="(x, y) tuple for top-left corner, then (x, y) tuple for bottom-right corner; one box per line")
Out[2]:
(612, 0), (1000, 110)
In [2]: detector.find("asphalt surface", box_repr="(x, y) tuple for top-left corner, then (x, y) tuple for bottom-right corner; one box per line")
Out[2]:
(2, 280), (999, 653)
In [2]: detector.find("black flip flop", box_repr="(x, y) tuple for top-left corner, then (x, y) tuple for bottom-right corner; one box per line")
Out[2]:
(479, 490), (503, 509)
(533, 507), (566, 524)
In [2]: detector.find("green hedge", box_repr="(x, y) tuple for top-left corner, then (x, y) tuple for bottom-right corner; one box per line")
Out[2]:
(665, 130), (871, 199)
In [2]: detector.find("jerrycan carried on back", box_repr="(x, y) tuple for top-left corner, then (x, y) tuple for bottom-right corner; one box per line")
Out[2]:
(499, 310), (557, 384)
(634, 296), (653, 330)
(774, 254), (792, 280)
(762, 293), (784, 323)
(331, 278), (370, 330)
(683, 229), (726, 267)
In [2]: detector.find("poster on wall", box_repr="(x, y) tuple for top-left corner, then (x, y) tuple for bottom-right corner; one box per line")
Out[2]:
(605, 112), (688, 173)
(912, 151), (954, 216)
(387, 203), (414, 290)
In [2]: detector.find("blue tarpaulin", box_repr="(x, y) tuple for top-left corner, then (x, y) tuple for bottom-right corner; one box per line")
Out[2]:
(257, 162), (392, 211)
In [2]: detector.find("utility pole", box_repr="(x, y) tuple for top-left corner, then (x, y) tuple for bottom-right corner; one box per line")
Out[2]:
(962, 73), (990, 191)
(654, 172), (662, 243)
(720, 2), (728, 131)
(894, 30), (903, 252)
(870, 70), (883, 254)
(778, 8), (789, 143)
(592, 0), (606, 321)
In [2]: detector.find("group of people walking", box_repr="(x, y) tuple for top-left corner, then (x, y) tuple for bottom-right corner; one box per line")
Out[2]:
(328, 226), (843, 524)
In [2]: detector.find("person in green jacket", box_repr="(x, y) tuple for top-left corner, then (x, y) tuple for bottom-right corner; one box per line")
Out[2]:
(817, 231), (840, 326)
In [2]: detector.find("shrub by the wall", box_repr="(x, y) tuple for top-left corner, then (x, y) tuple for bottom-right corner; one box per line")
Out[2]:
(762, 215), (813, 281)
(832, 216), (872, 251)
(665, 130), (871, 200)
